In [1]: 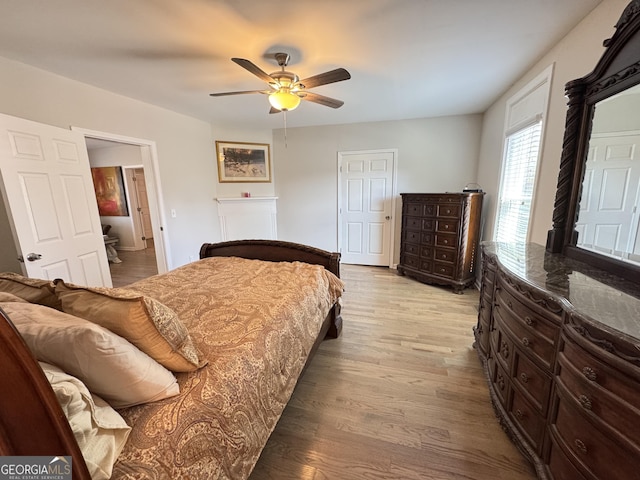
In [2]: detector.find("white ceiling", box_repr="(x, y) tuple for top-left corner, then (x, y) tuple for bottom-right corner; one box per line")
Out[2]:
(0, 0), (603, 130)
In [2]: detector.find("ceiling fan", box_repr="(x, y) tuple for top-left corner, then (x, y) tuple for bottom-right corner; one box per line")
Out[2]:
(210, 53), (351, 113)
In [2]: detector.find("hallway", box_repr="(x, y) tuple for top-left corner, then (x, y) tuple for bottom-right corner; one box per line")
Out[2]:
(109, 241), (158, 287)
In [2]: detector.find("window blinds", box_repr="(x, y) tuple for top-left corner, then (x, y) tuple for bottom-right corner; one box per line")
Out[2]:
(495, 120), (542, 243)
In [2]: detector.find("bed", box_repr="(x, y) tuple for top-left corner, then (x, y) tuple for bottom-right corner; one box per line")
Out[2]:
(0, 239), (344, 479)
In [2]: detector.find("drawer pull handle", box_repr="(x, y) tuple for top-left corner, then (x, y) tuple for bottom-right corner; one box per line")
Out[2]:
(520, 373), (529, 383)
(500, 341), (510, 359)
(522, 337), (530, 347)
(441, 254), (447, 259)
(574, 439), (588, 455)
(582, 367), (597, 382)
(579, 394), (592, 410)
(443, 240), (449, 245)
(515, 409), (525, 420)
(525, 316), (535, 326)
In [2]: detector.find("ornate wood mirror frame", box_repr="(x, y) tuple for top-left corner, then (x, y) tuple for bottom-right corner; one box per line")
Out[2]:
(546, 0), (640, 284)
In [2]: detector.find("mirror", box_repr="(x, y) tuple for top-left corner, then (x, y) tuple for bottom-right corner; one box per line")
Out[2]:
(575, 85), (640, 266)
(546, 0), (640, 284)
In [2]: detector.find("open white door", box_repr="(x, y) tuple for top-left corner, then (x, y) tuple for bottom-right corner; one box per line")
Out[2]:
(0, 113), (112, 286)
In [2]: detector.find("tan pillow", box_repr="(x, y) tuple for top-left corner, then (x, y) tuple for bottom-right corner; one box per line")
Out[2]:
(40, 362), (131, 480)
(4, 301), (180, 408)
(0, 291), (29, 303)
(0, 272), (61, 309)
(54, 280), (205, 372)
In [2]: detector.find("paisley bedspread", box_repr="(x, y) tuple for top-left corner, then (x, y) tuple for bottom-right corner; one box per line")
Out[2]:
(111, 256), (343, 479)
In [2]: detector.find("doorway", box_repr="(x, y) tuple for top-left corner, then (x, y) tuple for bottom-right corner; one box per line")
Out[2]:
(78, 128), (169, 285)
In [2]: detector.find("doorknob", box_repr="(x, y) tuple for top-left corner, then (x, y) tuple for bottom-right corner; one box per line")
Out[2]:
(385, 216), (391, 220)
(26, 252), (43, 262)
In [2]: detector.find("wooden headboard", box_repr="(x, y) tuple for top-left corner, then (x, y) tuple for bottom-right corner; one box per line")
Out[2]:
(200, 239), (341, 278)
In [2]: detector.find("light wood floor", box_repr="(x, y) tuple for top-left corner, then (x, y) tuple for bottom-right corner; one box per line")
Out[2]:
(249, 265), (536, 480)
(109, 241), (158, 287)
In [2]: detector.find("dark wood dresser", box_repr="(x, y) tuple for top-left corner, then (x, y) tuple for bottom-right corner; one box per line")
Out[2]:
(397, 192), (483, 293)
(475, 242), (640, 480)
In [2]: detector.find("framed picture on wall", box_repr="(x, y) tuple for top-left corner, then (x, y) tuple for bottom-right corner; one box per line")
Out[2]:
(215, 141), (271, 183)
(91, 166), (129, 216)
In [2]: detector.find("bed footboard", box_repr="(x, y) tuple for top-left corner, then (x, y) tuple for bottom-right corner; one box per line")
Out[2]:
(200, 239), (342, 338)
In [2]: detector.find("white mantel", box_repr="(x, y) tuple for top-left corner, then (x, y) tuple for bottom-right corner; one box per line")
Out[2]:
(216, 197), (278, 241)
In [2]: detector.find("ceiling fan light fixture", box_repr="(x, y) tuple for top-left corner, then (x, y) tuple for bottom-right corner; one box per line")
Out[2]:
(211, 54), (351, 113)
(269, 90), (301, 111)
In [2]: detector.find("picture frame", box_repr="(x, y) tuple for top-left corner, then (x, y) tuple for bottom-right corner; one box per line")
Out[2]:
(91, 166), (129, 216)
(215, 141), (271, 183)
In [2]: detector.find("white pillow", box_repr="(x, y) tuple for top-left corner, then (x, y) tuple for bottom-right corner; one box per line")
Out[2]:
(39, 362), (131, 480)
(2, 301), (180, 408)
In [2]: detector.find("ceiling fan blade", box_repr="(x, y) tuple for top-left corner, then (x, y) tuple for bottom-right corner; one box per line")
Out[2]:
(296, 68), (351, 89)
(231, 58), (274, 84)
(209, 90), (268, 97)
(300, 91), (345, 109)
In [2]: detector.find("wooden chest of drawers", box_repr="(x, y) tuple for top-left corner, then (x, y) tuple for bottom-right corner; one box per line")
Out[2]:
(488, 268), (563, 456)
(474, 252), (497, 354)
(550, 324), (640, 480)
(398, 192), (483, 293)
(475, 243), (640, 480)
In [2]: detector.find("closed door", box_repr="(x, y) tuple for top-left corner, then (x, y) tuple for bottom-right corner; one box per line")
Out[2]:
(0, 113), (111, 286)
(339, 150), (396, 266)
(577, 132), (640, 258)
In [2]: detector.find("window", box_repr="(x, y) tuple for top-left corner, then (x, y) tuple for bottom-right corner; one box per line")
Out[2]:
(494, 121), (542, 243)
(494, 64), (553, 243)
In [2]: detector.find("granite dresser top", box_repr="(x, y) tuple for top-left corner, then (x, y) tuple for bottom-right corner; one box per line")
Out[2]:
(482, 242), (640, 342)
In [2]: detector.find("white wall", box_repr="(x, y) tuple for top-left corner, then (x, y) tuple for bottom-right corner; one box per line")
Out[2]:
(477, 0), (630, 245)
(0, 56), (227, 268)
(272, 115), (483, 258)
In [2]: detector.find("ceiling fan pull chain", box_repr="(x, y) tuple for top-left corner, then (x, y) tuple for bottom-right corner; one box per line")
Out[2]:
(284, 110), (288, 148)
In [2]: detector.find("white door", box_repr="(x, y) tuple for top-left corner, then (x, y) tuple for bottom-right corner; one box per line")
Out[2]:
(0, 113), (112, 286)
(133, 168), (153, 241)
(339, 150), (396, 266)
(577, 132), (640, 260)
